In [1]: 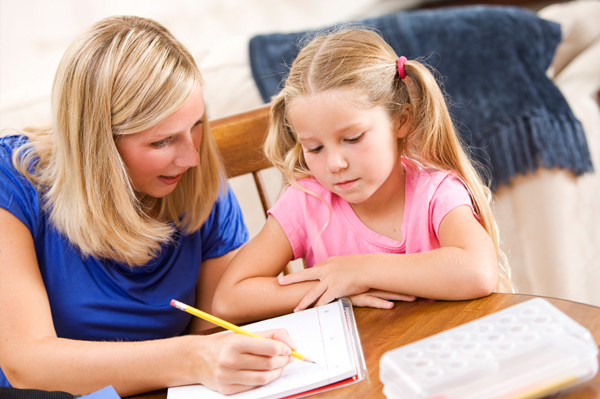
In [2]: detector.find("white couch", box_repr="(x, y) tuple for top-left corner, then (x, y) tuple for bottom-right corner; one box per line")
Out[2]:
(2, 0), (599, 305)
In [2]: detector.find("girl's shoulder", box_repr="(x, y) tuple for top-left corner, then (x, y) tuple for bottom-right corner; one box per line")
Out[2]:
(402, 157), (454, 181)
(287, 178), (332, 197)
(275, 178), (335, 209)
(402, 157), (467, 195)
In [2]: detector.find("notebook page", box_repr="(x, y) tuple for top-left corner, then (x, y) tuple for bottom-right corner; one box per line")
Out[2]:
(168, 301), (356, 399)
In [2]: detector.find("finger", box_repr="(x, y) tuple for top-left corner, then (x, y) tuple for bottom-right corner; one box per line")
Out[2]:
(216, 368), (285, 394)
(352, 294), (394, 309)
(229, 334), (292, 358)
(229, 352), (293, 371)
(238, 368), (284, 386)
(294, 283), (327, 312)
(217, 383), (261, 396)
(278, 268), (321, 285)
(367, 290), (417, 302)
(257, 328), (297, 351)
(314, 288), (342, 308)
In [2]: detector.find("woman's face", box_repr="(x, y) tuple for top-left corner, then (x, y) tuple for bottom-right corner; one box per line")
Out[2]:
(116, 86), (204, 198)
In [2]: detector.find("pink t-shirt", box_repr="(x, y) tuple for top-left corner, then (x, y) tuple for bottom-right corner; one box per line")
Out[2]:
(268, 159), (474, 268)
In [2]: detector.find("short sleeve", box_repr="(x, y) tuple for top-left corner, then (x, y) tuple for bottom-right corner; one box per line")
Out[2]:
(267, 185), (310, 261)
(0, 136), (42, 235)
(430, 174), (474, 239)
(199, 184), (249, 260)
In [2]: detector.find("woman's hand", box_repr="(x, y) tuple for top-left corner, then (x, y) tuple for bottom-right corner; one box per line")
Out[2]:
(196, 329), (296, 395)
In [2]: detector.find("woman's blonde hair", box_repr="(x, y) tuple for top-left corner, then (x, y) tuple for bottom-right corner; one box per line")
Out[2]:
(264, 27), (511, 292)
(13, 15), (225, 266)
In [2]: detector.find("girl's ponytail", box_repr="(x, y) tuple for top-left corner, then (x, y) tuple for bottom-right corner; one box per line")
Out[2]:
(402, 60), (512, 292)
(264, 91), (312, 189)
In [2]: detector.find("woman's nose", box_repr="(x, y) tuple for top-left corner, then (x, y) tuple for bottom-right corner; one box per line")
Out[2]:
(176, 137), (200, 168)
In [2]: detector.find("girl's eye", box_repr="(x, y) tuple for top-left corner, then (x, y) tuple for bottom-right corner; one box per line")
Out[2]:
(305, 145), (323, 154)
(193, 119), (204, 128)
(345, 133), (364, 143)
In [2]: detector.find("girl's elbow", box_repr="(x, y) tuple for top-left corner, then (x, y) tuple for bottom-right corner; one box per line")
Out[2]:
(467, 262), (498, 298)
(211, 292), (236, 321)
(1, 360), (34, 389)
(212, 288), (249, 323)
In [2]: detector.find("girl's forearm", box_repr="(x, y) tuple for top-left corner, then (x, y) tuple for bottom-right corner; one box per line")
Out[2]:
(3, 334), (200, 397)
(214, 277), (318, 324)
(361, 247), (498, 300)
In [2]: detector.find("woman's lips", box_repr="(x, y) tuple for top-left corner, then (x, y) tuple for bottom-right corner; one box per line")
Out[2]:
(157, 174), (183, 185)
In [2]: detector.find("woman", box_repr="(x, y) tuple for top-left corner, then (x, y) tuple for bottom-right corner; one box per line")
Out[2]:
(0, 15), (294, 397)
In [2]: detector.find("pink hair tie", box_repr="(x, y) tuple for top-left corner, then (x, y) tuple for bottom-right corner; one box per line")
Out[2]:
(397, 56), (407, 79)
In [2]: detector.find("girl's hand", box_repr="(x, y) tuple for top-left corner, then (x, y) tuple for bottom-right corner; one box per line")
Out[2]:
(278, 256), (372, 311)
(349, 289), (416, 309)
(198, 329), (296, 395)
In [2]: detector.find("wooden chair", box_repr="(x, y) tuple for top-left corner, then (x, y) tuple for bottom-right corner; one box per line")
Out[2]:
(210, 105), (297, 275)
(210, 104), (273, 215)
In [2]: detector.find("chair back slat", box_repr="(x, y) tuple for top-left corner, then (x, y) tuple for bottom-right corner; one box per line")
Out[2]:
(211, 105), (272, 179)
(210, 105), (298, 274)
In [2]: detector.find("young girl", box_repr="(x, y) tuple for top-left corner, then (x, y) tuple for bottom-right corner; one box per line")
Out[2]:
(213, 28), (511, 324)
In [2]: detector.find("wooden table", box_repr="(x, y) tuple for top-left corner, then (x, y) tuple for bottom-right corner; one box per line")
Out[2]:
(128, 293), (600, 399)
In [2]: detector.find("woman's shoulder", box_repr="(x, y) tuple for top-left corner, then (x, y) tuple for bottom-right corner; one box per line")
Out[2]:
(0, 134), (43, 234)
(0, 134), (33, 178)
(0, 133), (30, 156)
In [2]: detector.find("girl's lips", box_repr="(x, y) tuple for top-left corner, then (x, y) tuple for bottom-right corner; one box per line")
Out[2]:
(335, 179), (358, 190)
(157, 174), (183, 185)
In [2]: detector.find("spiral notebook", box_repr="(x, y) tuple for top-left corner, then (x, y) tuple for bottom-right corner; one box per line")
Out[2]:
(167, 298), (366, 399)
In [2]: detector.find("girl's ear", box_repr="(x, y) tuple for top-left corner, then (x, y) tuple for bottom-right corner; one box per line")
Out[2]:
(396, 104), (412, 139)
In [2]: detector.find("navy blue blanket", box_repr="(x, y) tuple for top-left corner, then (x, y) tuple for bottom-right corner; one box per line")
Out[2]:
(248, 6), (593, 189)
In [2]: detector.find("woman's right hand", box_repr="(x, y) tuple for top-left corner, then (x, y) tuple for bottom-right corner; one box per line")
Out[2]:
(195, 328), (296, 395)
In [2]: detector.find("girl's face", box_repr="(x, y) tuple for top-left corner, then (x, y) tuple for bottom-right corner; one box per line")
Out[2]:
(289, 87), (410, 205)
(116, 86), (204, 198)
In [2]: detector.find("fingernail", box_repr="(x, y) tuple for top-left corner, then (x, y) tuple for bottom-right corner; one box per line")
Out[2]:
(293, 307), (299, 313)
(278, 277), (285, 285)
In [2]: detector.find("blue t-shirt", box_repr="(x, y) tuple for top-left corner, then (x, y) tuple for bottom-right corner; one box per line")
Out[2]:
(0, 135), (248, 387)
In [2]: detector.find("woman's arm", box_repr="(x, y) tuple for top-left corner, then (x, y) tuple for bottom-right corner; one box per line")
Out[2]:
(281, 205), (499, 311)
(0, 209), (294, 397)
(212, 216), (319, 324)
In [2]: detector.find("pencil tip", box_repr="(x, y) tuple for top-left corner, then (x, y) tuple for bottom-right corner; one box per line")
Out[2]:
(306, 358), (317, 364)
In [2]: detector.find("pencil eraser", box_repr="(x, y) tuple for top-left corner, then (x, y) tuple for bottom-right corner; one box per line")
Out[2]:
(170, 299), (176, 307)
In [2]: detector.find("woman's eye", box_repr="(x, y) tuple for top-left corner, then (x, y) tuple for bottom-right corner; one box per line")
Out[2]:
(151, 138), (171, 148)
(193, 119), (204, 128)
(345, 133), (364, 143)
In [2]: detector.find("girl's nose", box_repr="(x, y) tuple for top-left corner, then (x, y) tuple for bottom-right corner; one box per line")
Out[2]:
(327, 149), (348, 173)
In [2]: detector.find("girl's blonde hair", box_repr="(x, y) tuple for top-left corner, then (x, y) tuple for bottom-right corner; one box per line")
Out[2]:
(264, 27), (511, 292)
(13, 15), (225, 266)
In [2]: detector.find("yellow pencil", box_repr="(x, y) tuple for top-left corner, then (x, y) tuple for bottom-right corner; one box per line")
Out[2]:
(170, 299), (316, 363)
